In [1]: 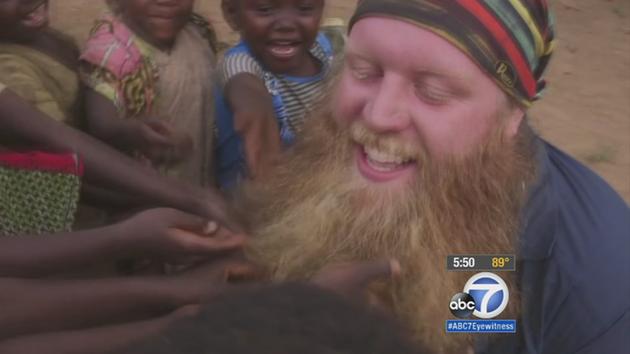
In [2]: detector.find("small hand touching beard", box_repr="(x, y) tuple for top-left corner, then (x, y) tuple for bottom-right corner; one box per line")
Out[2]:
(237, 103), (538, 353)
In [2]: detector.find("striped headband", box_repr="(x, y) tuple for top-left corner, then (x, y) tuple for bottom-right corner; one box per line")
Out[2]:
(349, 0), (556, 107)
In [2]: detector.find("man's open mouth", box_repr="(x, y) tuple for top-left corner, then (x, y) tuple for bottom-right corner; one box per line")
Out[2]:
(356, 144), (417, 183)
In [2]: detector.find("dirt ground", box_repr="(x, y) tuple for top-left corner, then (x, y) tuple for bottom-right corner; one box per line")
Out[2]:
(49, 0), (630, 202)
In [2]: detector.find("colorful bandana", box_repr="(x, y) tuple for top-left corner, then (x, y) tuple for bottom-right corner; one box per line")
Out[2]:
(350, 0), (556, 107)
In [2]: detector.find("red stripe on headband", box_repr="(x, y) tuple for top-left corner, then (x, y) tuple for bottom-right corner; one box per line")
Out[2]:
(457, 0), (536, 98)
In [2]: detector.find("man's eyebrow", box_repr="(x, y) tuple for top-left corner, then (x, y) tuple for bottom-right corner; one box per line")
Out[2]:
(413, 70), (468, 83)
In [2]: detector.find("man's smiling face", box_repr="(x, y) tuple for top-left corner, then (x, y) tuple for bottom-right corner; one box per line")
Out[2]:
(333, 16), (524, 190)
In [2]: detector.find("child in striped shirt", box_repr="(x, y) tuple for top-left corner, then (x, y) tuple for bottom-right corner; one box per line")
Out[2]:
(215, 0), (334, 190)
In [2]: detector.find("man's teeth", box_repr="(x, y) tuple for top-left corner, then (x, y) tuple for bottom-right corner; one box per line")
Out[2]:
(364, 146), (412, 166)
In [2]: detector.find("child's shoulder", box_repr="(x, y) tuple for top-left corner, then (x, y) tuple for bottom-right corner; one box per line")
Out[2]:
(0, 42), (59, 77)
(219, 41), (264, 79)
(189, 13), (219, 54)
(0, 48), (42, 81)
(320, 18), (347, 58)
(312, 32), (335, 64)
(223, 41), (255, 58)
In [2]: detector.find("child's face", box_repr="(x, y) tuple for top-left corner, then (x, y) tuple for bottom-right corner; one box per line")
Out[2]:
(0, 0), (49, 41)
(118, 0), (195, 50)
(228, 0), (324, 75)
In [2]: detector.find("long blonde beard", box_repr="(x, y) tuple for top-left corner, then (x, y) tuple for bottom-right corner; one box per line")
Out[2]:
(238, 108), (537, 354)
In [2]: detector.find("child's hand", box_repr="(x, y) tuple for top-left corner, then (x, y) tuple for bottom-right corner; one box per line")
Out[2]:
(136, 119), (193, 166)
(169, 258), (267, 305)
(311, 259), (401, 300)
(115, 208), (247, 263)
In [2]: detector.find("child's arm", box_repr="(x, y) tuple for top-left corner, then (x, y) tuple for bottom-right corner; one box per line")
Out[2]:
(0, 258), (252, 340)
(0, 313), (182, 354)
(84, 87), (152, 152)
(0, 277), (193, 340)
(0, 259), (258, 341)
(0, 89), (241, 231)
(0, 54), (68, 123)
(85, 88), (191, 166)
(225, 73), (282, 179)
(0, 208), (245, 278)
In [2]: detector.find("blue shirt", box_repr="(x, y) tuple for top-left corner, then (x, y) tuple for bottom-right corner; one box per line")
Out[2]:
(214, 33), (334, 190)
(478, 140), (630, 354)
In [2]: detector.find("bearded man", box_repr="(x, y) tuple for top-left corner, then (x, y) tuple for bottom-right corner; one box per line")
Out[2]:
(239, 1), (630, 353)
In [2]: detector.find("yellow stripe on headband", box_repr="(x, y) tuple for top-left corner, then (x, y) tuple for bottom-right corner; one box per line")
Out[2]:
(508, 0), (545, 58)
(545, 39), (556, 55)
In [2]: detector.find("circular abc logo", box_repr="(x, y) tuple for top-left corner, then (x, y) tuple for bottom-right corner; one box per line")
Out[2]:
(449, 292), (476, 318)
(463, 272), (509, 319)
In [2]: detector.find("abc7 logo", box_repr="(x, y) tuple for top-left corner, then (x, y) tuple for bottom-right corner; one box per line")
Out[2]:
(449, 272), (509, 319)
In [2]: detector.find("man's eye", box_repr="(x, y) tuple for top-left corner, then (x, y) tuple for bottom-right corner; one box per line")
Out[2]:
(416, 84), (452, 105)
(349, 62), (381, 81)
(351, 68), (378, 81)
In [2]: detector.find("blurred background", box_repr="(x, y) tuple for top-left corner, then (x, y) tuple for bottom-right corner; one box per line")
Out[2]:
(49, 0), (630, 202)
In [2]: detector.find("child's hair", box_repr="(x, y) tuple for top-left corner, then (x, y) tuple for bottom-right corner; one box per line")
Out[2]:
(125, 283), (428, 354)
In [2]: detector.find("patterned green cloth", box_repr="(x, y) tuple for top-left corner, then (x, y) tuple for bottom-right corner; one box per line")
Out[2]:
(0, 153), (81, 236)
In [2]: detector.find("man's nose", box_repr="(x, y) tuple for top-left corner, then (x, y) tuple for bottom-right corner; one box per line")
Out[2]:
(363, 76), (412, 133)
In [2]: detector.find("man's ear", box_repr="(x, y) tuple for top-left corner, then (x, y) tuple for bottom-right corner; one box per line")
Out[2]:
(221, 0), (240, 31)
(504, 101), (526, 139)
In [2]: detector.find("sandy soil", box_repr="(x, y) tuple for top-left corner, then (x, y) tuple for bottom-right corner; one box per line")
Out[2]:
(49, 0), (630, 202)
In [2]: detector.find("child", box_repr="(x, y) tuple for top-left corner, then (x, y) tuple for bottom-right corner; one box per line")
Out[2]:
(216, 0), (334, 190)
(0, 1), (107, 229)
(0, 85), (243, 232)
(81, 0), (218, 187)
(0, 0), (82, 128)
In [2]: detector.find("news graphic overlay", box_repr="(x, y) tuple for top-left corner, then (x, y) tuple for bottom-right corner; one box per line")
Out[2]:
(446, 269), (517, 333)
(464, 272), (510, 319)
(447, 255), (515, 271)
(449, 292), (476, 319)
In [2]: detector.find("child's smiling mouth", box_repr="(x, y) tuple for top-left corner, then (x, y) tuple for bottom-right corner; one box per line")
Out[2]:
(267, 40), (301, 60)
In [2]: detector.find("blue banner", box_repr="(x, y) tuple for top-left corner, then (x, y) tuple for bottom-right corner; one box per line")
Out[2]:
(446, 320), (517, 333)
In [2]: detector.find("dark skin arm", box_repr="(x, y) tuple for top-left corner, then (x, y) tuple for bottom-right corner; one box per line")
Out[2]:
(0, 258), (259, 340)
(0, 261), (397, 350)
(312, 259), (401, 312)
(84, 88), (151, 153)
(79, 182), (150, 211)
(0, 277), (188, 340)
(225, 73), (282, 179)
(0, 89), (240, 231)
(84, 88), (193, 167)
(0, 306), (198, 354)
(0, 208), (245, 278)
